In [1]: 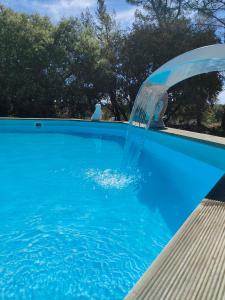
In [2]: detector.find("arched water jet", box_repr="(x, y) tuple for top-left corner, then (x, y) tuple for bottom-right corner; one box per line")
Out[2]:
(129, 44), (225, 129)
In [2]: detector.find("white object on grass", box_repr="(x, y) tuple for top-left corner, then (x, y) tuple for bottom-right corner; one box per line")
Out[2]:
(91, 103), (102, 121)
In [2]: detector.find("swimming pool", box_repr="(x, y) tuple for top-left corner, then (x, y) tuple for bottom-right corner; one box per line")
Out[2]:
(0, 120), (224, 300)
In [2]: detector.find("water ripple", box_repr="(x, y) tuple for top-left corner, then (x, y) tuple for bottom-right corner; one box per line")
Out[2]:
(85, 169), (137, 189)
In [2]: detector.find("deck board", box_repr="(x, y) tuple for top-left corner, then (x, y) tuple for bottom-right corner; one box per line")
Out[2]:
(125, 176), (225, 300)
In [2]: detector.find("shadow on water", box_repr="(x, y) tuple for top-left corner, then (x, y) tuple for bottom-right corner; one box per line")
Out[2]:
(123, 136), (224, 235)
(134, 148), (194, 234)
(121, 126), (185, 234)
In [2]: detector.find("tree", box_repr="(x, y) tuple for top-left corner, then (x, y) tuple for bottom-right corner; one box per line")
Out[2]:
(222, 107), (225, 133)
(0, 5), (55, 117)
(167, 72), (223, 126)
(0, 2), (223, 131)
(188, 1), (225, 28)
(52, 17), (102, 118)
(95, 0), (128, 120)
(126, 0), (187, 27)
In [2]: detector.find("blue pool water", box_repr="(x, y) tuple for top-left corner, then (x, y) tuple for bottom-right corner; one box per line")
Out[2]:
(0, 121), (224, 300)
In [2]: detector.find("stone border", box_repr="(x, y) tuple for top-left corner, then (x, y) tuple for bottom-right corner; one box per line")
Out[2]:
(159, 127), (225, 148)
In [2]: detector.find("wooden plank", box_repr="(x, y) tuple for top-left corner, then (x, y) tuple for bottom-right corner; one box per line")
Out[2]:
(125, 176), (225, 300)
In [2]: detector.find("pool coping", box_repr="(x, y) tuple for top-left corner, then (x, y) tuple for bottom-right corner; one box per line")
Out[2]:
(125, 176), (225, 300)
(1, 118), (224, 147)
(159, 127), (225, 149)
(0, 117), (127, 125)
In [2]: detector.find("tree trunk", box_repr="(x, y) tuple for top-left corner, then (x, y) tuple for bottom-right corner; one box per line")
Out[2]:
(222, 107), (225, 133)
(196, 99), (203, 128)
(110, 92), (121, 121)
(164, 103), (181, 123)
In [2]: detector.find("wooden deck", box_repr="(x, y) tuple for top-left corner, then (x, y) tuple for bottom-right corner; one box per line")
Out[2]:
(126, 175), (225, 300)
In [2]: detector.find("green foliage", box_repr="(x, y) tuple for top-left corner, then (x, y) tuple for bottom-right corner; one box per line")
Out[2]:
(203, 104), (224, 125)
(222, 107), (225, 132)
(52, 18), (102, 117)
(0, 5), (54, 116)
(0, 1), (224, 132)
(126, 0), (186, 27)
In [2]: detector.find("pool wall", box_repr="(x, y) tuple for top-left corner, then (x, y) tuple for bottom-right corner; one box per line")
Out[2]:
(0, 119), (127, 138)
(1, 119), (224, 171)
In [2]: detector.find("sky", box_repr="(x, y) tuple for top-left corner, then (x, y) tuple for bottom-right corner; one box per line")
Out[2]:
(218, 90), (225, 104)
(0, 0), (136, 27)
(1, 0), (225, 104)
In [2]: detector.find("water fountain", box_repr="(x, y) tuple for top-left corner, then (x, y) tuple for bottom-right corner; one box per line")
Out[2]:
(124, 44), (225, 171)
(130, 44), (225, 129)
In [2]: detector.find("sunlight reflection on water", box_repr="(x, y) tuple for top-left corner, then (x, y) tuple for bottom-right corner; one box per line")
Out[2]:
(85, 169), (138, 189)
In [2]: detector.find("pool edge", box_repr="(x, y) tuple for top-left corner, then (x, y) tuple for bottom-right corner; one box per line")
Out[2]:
(125, 175), (225, 300)
(158, 127), (225, 149)
(0, 117), (127, 125)
(0, 118), (224, 146)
